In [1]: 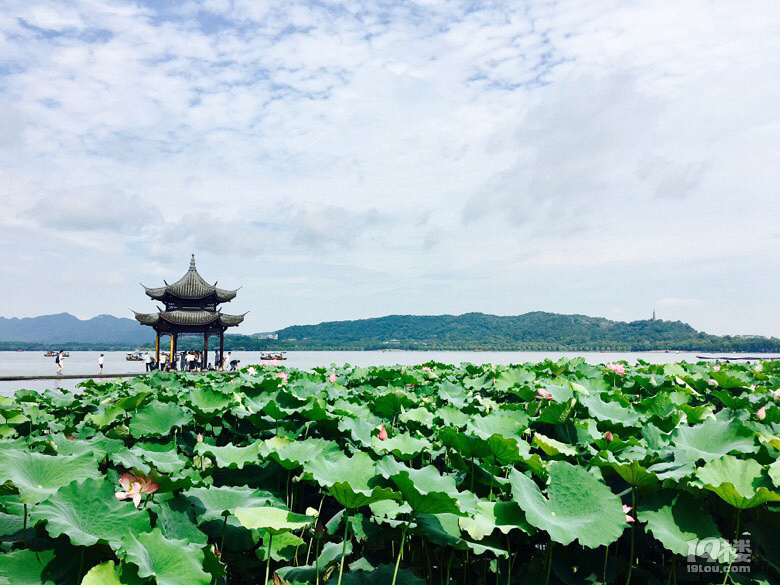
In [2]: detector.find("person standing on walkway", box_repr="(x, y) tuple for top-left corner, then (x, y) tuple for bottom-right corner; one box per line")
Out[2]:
(144, 352), (152, 372)
(98, 354), (104, 376)
(55, 350), (64, 375)
(160, 352), (168, 371)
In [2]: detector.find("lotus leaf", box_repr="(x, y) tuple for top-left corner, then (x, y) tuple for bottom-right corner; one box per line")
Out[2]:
(695, 455), (780, 509)
(35, 478), (151, 547)
(509, 462), (626, 547)
(122, 528), (211, 585)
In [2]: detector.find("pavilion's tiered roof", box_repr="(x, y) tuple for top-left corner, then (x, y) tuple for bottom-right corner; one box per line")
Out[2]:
(133, 255), (245, 332)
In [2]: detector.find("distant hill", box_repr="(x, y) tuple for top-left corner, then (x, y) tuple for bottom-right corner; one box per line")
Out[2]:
(0, 311), (779, 352)
(0, 313), (150, 346)
(274, 312), (780, 352)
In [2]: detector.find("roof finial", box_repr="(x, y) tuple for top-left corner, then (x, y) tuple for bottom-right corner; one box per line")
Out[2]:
(189, 254), (196, 271)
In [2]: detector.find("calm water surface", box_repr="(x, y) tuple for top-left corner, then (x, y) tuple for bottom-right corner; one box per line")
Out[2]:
(2, 350), (778, 395)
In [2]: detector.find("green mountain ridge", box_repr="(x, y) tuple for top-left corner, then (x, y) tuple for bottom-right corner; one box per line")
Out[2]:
(0, 311), (778, 352)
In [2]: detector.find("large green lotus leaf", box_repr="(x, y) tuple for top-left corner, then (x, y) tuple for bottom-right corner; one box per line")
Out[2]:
(84, 405), (124, 428)
(128, 446), (186, 475)
(184, 485), (283, 522)
(711, 370), (751, 389)
(532, 433), (577, 458)
(270, 438), (342, 470)
(484, 434), (531, 464)
(695, 456), (780, 509)
(0, 450), (101, 504)
(302, 451), (399, 508)
(672, 418), (757, 461)
(580, 393), (640, 426)
(509, 462), (626, 548)
(194, 440), (262, 469)
(49, 434), (125, 460)
(256, 529), (308, 562)
(0, 549), (55, 585)
(121, 528), (211, 585)
(187, 386), (234, 414)
(398, 407), (436, 428)
(274, 540), (351, 581)
(434, 406), (470, 428)
(35, 478), (151, 548)
(438, 428), (492, 460)
(638, 491), (727, 558)
(155, 498), (209, 545)
(338, 417), (377, 447)
(470, 410), (529, 439)
(331, 564), (426, 585)
(371, 433), (431, 460)
(435, 382), (469, 409)
(536, 399), (578, 425)
(128, 401), (193, 437)
(769, 460), (780, 489)
(371, 390), (416, 418)
(377, 458), (462, 515)
(459, 501), (533, 540)
(234, 506), (314, 535)
(82, 561), (122, 585)
(330, 399), (379, 423)
(0, 510), (25, 540)
(607, 459), (659, 491)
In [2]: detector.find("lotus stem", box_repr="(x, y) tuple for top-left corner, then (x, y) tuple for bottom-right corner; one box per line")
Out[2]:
(721, 510), (741, 585)
(506, 535), (511, 585)
(544, 542), (554, 585)
(219, 515), (228, 557)
(337, 510), (349, 585)
(391, 521), (409, 585)
(23, 504), (27, 549)
(603, 544), (609, 584)
(625, 488), (636, 585)
(446, 550), (453, 585)
(315, 537), (320, 585)
(77, 548), (85, 583)
(264, 533), (273, 585)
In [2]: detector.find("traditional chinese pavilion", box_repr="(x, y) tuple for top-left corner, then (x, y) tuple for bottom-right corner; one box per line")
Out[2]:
(133, 255), (245, 369)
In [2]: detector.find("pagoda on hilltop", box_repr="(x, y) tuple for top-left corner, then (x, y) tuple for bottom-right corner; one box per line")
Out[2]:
(133, 255), (245, 369)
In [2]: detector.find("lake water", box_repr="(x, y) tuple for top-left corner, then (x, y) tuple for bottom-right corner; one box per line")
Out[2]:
(2, 350), (779, 396)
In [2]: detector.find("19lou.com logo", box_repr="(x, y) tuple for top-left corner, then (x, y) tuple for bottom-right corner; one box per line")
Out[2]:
(686, 537), (751, 574)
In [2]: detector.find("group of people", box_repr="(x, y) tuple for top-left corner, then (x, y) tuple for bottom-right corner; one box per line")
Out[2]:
(140, 351), (240, 372)
(54, 351), (241, 375)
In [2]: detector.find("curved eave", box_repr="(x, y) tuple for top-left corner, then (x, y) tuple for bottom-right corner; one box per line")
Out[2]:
(215, 288), (239, 302)
(142, 285), (167, 300)
(219, 312), (247, 327)
(133, 311), (160, 326)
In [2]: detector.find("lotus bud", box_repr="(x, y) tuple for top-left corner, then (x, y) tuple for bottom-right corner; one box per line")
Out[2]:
(378, 426), (388, 441)
(197, 433), (203, 443)
(623, 504), (635, 523)
(774, 388), (780, 400)
(328, 371), (337, 383)
(757, 406), (767, 421)
(604, 431), (614, 442)
(535, 387), (553, 400)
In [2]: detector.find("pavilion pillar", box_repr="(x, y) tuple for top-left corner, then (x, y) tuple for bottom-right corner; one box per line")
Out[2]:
(172, 334), (178, 370)
(169, 335), (174, 370)
(219, 331), (225, 371)
(203, 333), (209, 369)
(155, 332), (160, 367)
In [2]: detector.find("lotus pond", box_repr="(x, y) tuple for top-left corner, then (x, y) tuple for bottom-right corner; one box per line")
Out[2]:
(0, 359), (779, 585)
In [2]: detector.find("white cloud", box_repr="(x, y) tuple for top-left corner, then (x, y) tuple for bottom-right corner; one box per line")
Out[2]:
(1, 0), (779, 336)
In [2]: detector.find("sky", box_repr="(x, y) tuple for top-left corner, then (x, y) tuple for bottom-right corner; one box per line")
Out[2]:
(1, 1), (779, 336)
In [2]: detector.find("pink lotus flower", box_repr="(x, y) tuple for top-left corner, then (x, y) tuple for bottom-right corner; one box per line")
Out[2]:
(328, 371), (337, 383)
(276, 372), (288, 383)
(377, 426), (388, 441)
(774, 388), (780, 400)
(115, 473), (158, 508)
(606, 363), (625, 376)
(708, 379), (717, 386)
(535, 387), (553, 401)
(623, 504), (635, 523)
(270, 359), (279, 367)
(713, 365), (720, 372)
(604, 432), (614, 443)
(422, 367), (431, 372)
(196, 433), (203, 443)
(757, 406), (767, 421)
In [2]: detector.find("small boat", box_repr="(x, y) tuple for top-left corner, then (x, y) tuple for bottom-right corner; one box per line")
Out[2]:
(126, 350), (146, 361)
(44, 351), (69, 357)
(259, 352), (287, 361)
